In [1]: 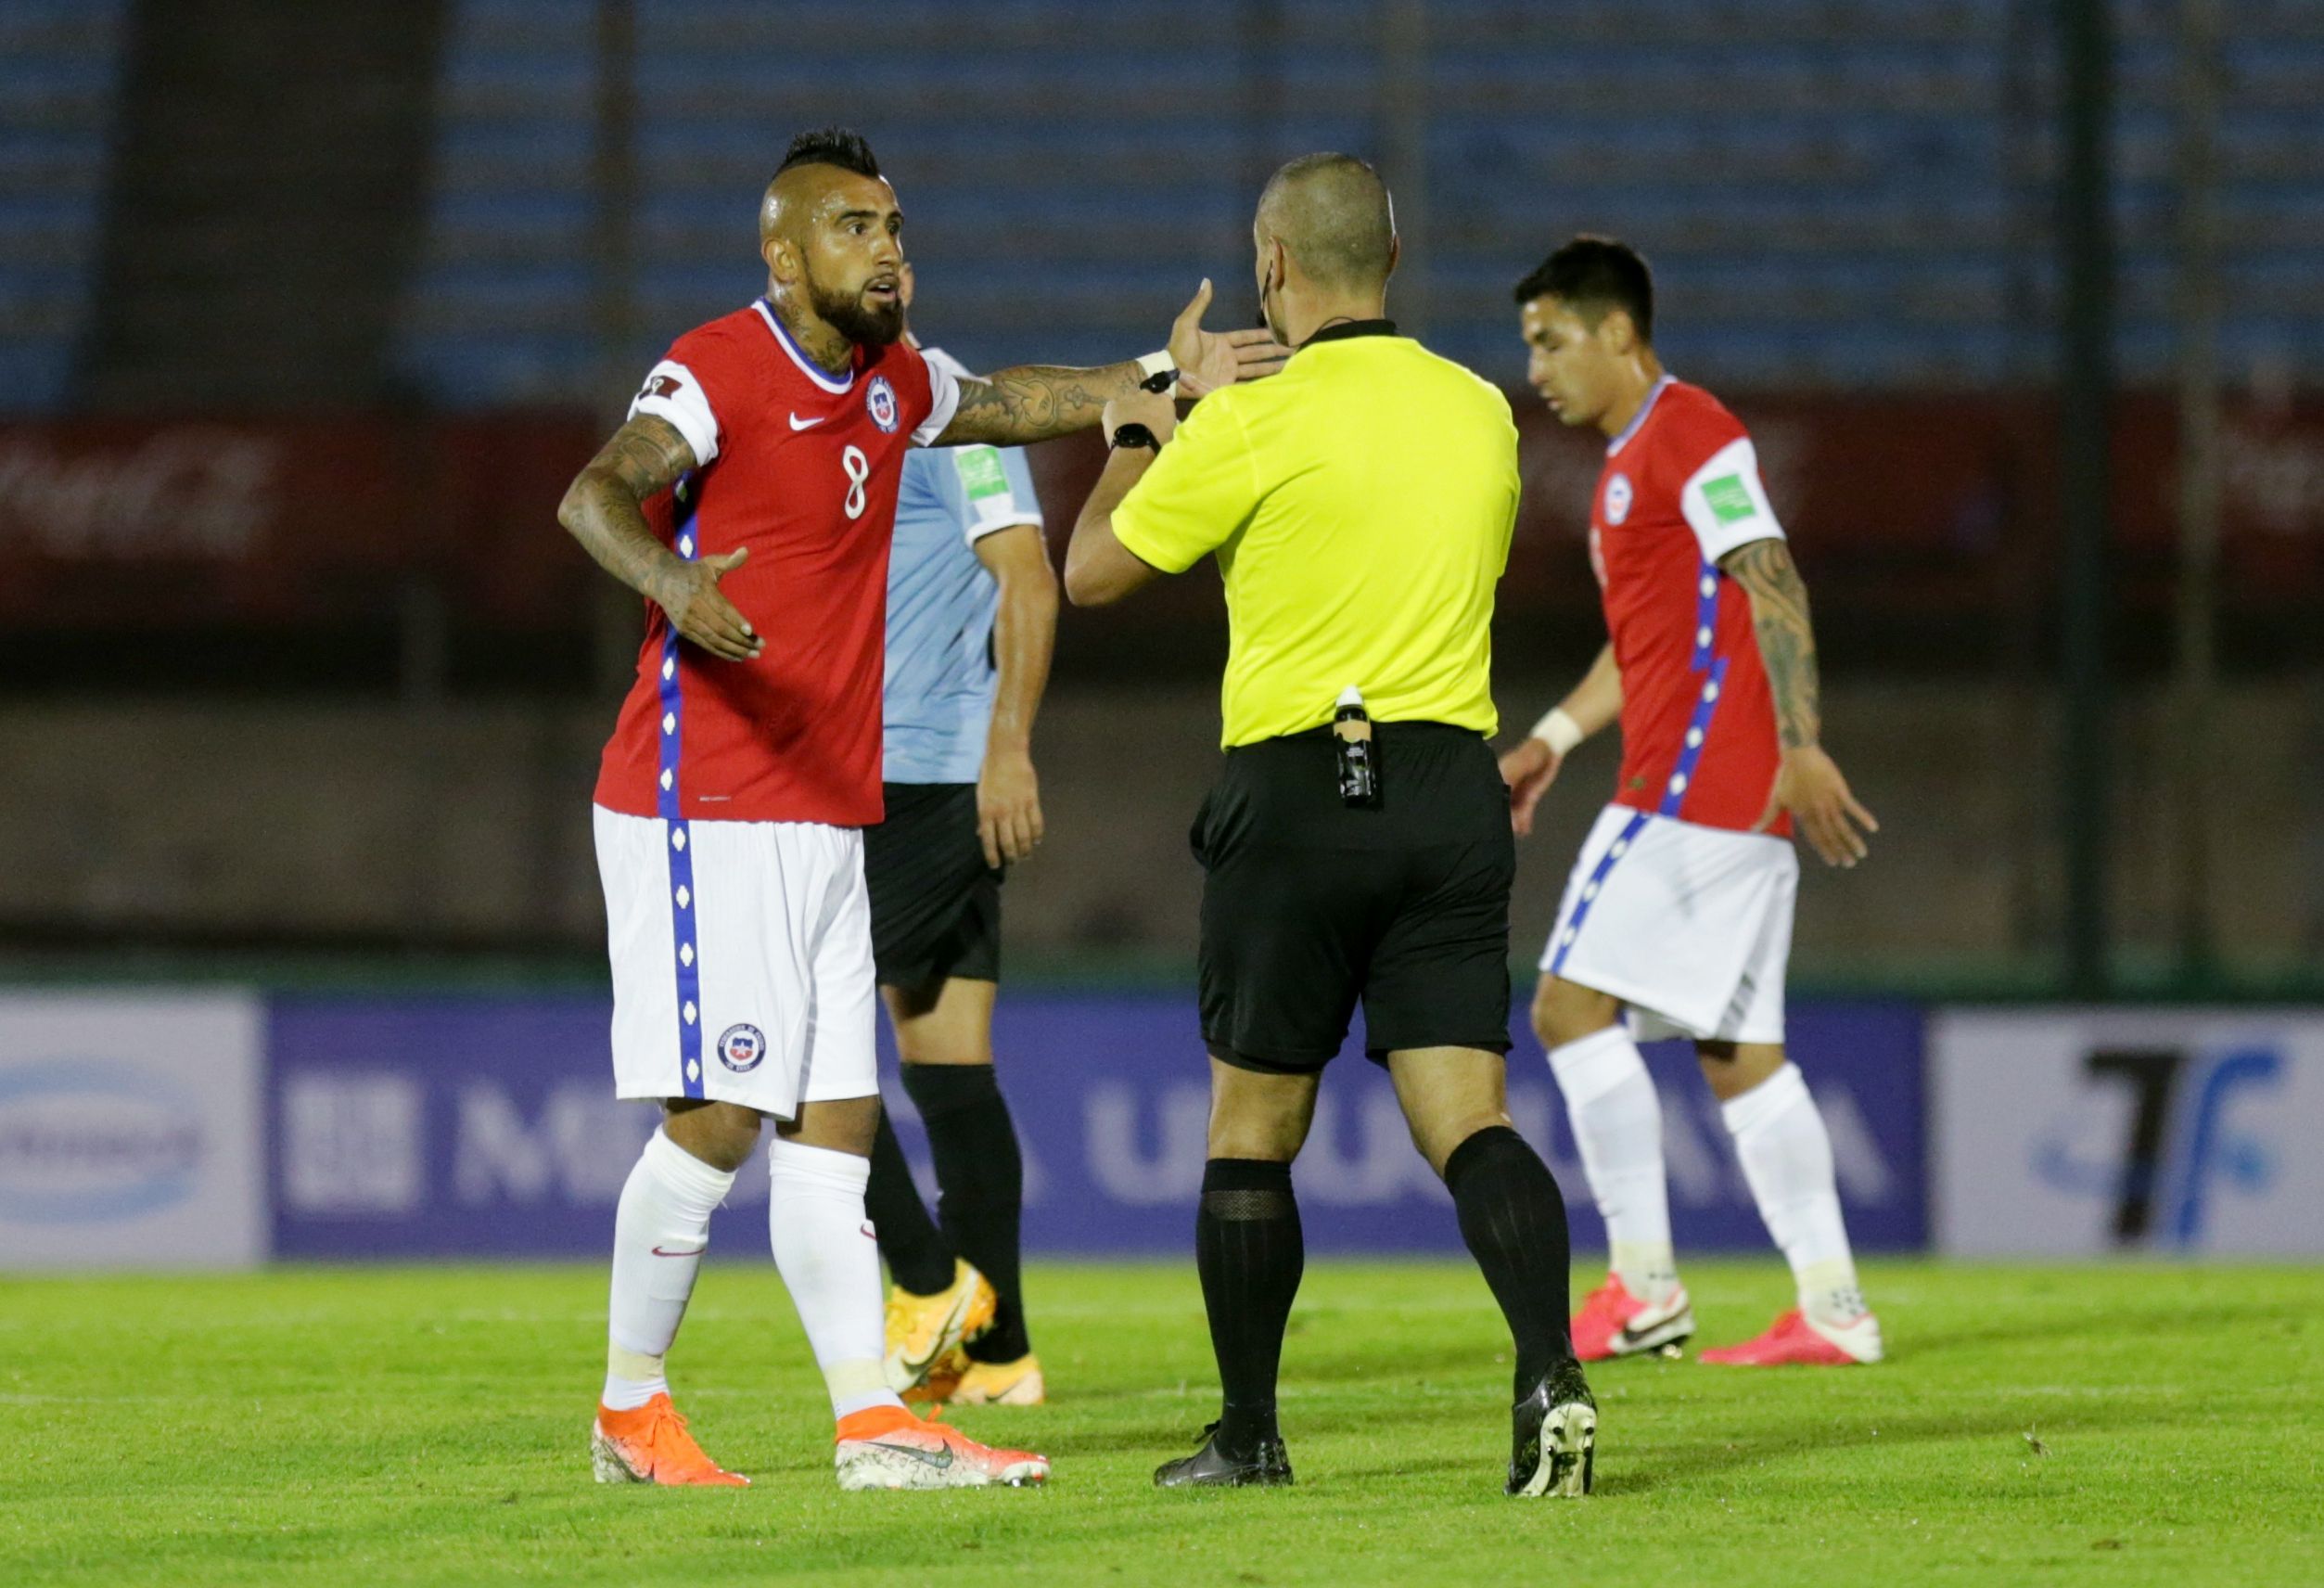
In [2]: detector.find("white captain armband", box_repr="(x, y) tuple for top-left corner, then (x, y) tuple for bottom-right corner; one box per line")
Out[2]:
(911, 349), (964, 447)
(629, 360), (720, 466)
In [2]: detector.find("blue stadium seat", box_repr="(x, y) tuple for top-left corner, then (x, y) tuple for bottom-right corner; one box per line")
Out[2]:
(0, 0), (131, 414)
(390, 0), (2324, 405)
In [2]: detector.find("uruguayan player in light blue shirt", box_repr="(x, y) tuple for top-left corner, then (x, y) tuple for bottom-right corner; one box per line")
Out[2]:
(862, 263), (1058, 1407)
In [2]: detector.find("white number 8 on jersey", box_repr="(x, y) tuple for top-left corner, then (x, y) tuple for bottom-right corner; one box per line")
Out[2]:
(841, 444), (870, 519)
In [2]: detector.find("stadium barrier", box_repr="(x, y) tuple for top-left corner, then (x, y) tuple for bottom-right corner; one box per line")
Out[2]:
(263, 993), (1923, 1261)
(9, 989), (1918, 1267)
(5, 990), (2315, 1270)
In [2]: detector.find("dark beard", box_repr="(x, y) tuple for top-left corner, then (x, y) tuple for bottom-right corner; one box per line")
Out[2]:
(813, 280), (904, 347)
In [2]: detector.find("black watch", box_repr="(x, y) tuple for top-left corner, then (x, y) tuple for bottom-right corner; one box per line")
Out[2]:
(1110, 422), (1163, 455)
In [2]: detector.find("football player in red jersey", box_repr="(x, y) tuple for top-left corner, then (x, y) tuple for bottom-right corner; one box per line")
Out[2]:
(557, 126), (1283, 1492)
(1500, 237), (1884, 1368)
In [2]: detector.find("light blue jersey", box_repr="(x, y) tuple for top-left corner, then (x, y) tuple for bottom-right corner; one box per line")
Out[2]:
(884, 349), (1044, 785)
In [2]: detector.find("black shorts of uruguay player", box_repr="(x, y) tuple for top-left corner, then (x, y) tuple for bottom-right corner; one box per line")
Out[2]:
(863, 783), (1003, 992)
(1193, 720), (1516, 1073)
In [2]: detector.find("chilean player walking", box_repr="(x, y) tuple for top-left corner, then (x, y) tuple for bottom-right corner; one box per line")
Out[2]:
(1501, 237), (1884, 1368)
(861, 263), (1055, 1410)
(557, 127), (1283, 1492)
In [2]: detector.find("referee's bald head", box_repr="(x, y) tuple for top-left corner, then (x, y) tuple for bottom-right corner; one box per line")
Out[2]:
(1255, 153), (1398, 293)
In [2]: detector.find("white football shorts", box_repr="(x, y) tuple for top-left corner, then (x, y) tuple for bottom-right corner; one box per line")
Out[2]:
(1539, 802), (1798, 1044)
(594, 805), (877, 1119)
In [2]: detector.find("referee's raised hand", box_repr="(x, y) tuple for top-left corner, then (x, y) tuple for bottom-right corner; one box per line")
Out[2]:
(652, 547), (763, 661)
(1169, 279), (1292, 397)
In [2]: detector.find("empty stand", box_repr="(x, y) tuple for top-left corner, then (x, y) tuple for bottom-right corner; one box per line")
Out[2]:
(0, 0), (131, 414)
(4, 3), (2316, 409)
(74, 0), (447, 412)
(393, 0), (2324, 407)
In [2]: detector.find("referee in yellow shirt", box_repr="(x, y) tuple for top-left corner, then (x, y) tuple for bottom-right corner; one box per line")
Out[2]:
(1065, 153), (1594, 1499)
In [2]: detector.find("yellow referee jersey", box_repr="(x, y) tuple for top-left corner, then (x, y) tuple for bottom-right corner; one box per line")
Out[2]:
(1113, 322), (1518, 747)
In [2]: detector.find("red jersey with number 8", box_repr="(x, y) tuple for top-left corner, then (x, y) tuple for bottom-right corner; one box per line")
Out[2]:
(593, 300), (961, 826)
(1588, 377), (1792, 837)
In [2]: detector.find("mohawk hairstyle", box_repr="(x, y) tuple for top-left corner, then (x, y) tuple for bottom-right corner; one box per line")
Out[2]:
(775, 125), (881, 181)
(1513, 236), (1654, 343)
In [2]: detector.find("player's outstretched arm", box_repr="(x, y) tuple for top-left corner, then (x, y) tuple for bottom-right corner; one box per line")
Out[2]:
(973, 523), (1058, 867)
(1720, 537), (1877, 865)
(940, 362), (1147, 448)
(1500, 643), (1622, 837)
(558, 415), (762, 661)
(934, 280), (1288, 447)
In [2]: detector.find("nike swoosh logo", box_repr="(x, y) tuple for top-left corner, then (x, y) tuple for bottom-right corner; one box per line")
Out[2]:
(651, 1246), (706, 1258)
(865, 1440), (951, 1469)
(788, 413), (825, 430)
(1616, 1308), (1683, 1345)
(897, 1292), (973, 1377)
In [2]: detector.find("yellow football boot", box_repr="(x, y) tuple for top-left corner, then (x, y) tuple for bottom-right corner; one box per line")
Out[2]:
(882, 1260), (997, 1393)
(950, 1352), (1045, 1407)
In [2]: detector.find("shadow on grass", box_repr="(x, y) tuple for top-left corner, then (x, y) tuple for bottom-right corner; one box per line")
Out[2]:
(1597, 1390), (2203, 1497)
(1255, 1370), (2234, 1499)
(1896, 1297), (2314, 1358)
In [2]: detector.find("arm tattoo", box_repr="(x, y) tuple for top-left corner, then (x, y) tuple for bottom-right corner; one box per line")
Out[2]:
(556, 415), (696, 602)
(1722, 537), (1820, 749)
(939, 361), (1143, 446)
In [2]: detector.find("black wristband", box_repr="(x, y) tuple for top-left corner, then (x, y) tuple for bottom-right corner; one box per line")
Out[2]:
(1110, 422), (1162, 455)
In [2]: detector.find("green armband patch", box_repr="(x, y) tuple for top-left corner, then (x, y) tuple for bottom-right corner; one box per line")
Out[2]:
(953, 445), (1011, 503)
(1701, 473), (1757, 525)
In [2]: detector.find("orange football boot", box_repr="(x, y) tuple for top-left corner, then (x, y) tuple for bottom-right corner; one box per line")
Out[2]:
(591, 1393), (749, 1486)
(833, 1403), (1048, 1490)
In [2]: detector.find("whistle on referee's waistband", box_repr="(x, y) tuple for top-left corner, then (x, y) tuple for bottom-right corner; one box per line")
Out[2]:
(1333, 685), (1383, 809)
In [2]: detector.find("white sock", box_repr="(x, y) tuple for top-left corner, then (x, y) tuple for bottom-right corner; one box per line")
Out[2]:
(769, 1135), (905, 1422)
(604, 1128), (736, 1411)
(1548, 1025), (1678, 1303)
(1720, 1063), (1867, 1325)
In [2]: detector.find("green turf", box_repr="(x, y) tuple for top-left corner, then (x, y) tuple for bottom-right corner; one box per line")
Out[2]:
(4, 1261), (2318, 1586)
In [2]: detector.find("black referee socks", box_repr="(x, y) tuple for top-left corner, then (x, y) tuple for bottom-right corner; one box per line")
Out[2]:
(865, 1106), (956, 1297)
(1444, 1125), (1577, 1401)
(900, 1061), (1031, 1363)
(1196, 1157), (1305, 1459)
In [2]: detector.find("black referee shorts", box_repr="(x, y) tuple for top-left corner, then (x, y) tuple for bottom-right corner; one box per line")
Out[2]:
(863, 782), (1003, 992)
(1191, 720), (1515, 1073)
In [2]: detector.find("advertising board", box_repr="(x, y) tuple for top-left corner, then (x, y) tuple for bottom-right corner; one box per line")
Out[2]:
(270, 993), (1924, 1260)
(1932, 1008), (2324, 1255)
(0, 991), (266, 1270)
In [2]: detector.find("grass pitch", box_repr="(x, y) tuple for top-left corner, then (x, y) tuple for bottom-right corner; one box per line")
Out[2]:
(4, 1260), (2318, 1586)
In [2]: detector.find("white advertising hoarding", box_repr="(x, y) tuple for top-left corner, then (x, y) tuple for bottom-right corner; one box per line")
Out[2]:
(1932, 1007), (2324, 1256)
(0, 991), (265, 1270)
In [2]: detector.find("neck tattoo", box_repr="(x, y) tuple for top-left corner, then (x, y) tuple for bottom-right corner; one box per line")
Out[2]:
(773, 294), (853, 376)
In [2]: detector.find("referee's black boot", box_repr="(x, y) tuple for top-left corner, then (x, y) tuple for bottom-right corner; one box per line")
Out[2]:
(1507, 1358), (1597, 1498)
(1154, 1421), (1293, 1489)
